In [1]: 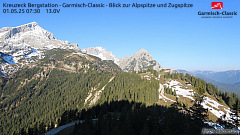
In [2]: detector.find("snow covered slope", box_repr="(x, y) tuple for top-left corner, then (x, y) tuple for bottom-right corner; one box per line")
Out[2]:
(0, 22), (80, 76)
(80, 47), (119, 64)
(163, 80), (232, 121)
(0, 22), (79, 52)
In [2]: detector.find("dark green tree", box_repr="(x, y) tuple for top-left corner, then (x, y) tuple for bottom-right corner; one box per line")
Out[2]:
(190, 88), (208, 129)
(231, 99), (240, 128)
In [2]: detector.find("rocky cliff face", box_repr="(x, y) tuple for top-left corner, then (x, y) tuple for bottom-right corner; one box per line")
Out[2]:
(0, 22), (162, 76)
(81, 47), (162, 72)
(80, 47), (119, 64)
(118, 49), (162, 72)
(0, 22), (79, 76)
(0, 22), (79, 54)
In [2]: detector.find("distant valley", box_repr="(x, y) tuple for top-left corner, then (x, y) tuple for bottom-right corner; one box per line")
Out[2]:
(192, 70), (240, 84)
(178, 70), (240, 96)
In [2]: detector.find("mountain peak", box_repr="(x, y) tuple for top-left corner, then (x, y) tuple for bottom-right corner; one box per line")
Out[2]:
(138, 49), (148, 53)
(0, 22), (79, 65)
(134, 49), (151, 58)
(118, 48), (162, 72)
(15, 21), (39, 29)
(94, 46), (107, 52)
(81, 47), (162, 72)
(26, 21), (38, 26)
(0, 22), (80, 51)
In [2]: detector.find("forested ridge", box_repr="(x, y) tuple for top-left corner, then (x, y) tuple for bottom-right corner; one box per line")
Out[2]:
(164, 72), (240, 108)
(0, 49), (118, 134)
(0, 49), (160, 134)
(0, 68), (113, 134)
(1, 49), (240, 135)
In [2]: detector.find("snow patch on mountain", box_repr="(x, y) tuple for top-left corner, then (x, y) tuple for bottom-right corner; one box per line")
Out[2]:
(164, 80), (194, 100)
(204, 122), (224, 129)
(0, 31), (8, 38)
(0, 22), (79, 52)
(80, 47), (119, 64)
(81, 47), (162, 72)
(0, 22), (79, 76)
(164, 80), (232, 120)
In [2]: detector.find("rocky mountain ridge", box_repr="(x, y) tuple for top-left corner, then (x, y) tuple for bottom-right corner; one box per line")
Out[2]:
(118, 49), (162, 72)
(81, 47), (162, 72)
(0, 22), (162, 75)
(0, 22), (79, 52)
(0, 22), (79, 76)
(192, 70), (240, 84)
(80, 47), (119, 64)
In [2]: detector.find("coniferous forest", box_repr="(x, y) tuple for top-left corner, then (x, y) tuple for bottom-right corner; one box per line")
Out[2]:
(164, 72), (240, 108)
(97, 72), (159, 106)
(72, 101), (203, 135)
(0, 49), (240, 135)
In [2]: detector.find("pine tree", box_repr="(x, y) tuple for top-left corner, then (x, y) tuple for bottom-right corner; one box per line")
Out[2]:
(171, 97), (179, 110)
(178, 101), (182, 107)
(33, 123), (38, 135)
(38, 122), (46, 134)
(73, 122), (78, 134)
(231, 99), (240, 128)
(27, 127), (33, 135)
(20, 128), (26, 135)
(173, 90), (177, 96)
(185, 103), (189, 110)
(190, 86), (208, 129)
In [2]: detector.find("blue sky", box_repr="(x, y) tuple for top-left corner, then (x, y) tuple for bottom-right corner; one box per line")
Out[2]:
(0, 0), (239, 71)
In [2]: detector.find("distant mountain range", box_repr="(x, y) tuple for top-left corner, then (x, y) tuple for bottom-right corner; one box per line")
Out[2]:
(0, 22), (162, 134)
(0, 22), (238, 134)
(0, 22), (162, 76)
(80, 47), (162, 72)
(0, 21), (238, 99)
(1, 22), (238, 97)
(178, 70), (240, 96)
(193, 70), (240, 84)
